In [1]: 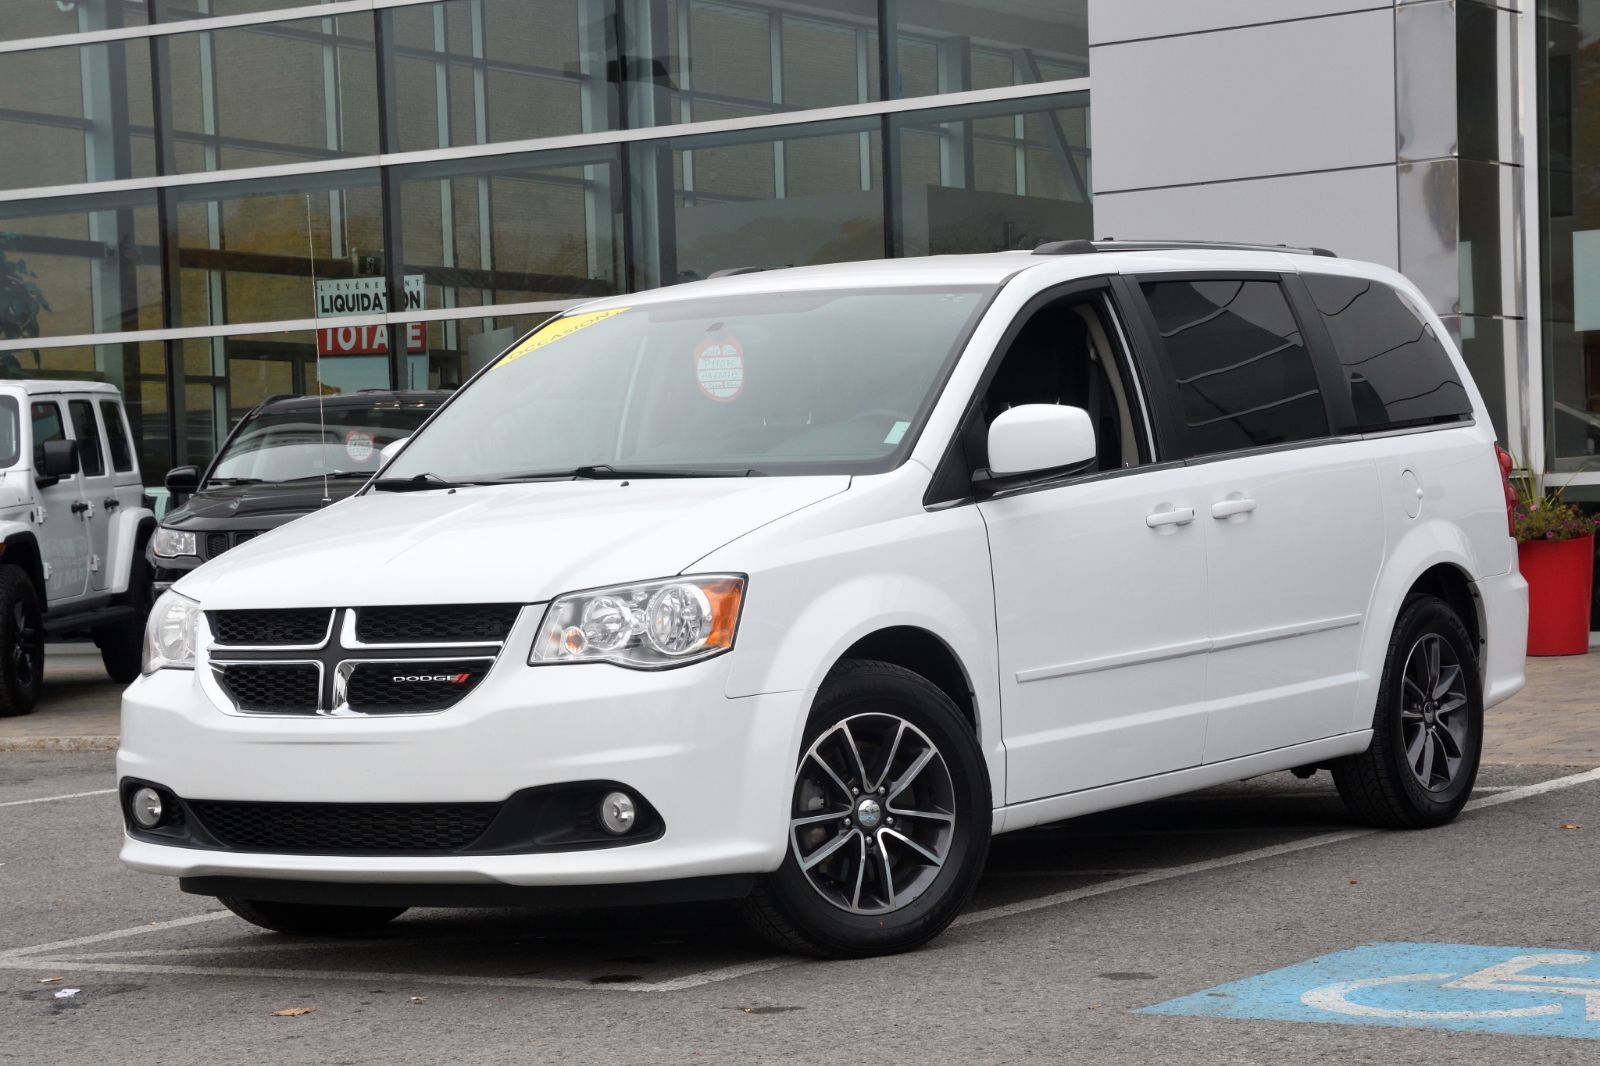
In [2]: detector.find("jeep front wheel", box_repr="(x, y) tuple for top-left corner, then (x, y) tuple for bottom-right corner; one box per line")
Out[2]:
(0, 567), (44, 717)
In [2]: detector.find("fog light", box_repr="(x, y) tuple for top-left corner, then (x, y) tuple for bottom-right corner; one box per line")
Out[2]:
(599, 791), (636, 835)
(130, 787), (164, 829)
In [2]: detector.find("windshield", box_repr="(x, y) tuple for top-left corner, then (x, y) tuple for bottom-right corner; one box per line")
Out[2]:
(210, 401), (437, 484)
(384, 287), (990, 483)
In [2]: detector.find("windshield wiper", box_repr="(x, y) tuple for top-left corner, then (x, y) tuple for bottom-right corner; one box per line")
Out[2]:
(205, 477), (265, 486)
(280, 471), (375, 483)
(496, 464), (762, 481)
(371, 472), (462, 492)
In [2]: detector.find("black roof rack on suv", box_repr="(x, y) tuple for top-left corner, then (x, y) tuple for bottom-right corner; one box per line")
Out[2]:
(1033, 238), (1337, 258)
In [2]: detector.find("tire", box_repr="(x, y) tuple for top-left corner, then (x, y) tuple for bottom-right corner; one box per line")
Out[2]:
(740, 659), (991, 958)
(0, 567), (43, 718)
(1332, 595), (1483, 829)
(217, 897), (408, 936)
(94, 547), (152, 684)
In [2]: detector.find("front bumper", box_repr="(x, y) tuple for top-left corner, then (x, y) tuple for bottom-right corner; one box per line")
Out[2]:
(118, 649), (809, 889)
(149, 549), (200, 593)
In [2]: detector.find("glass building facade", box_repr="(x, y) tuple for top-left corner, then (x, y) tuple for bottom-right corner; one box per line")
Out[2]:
(0, 0), (1090, 486)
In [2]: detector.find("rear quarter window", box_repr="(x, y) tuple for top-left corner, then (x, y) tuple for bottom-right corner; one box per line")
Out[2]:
(1301, 274), (1474, 431)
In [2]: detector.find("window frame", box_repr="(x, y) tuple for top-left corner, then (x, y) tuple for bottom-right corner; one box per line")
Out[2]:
(1120, 269), (1354, 464)
(98, 400), (137, 474)
(924, 276), (1167, 508)
(29, 400), (67, 471)
(68, 398), (108, 478)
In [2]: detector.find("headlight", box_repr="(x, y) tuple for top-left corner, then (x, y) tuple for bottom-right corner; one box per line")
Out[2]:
(150, 527), (197, 558)
(531, 575), (745, 669)
(141, 589), (201, 674)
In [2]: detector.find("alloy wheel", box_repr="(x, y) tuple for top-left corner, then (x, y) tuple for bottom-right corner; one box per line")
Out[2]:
(789, 712), (957, 915)
(11, 601), (38, 688)
(1399, 633), (1470, 792)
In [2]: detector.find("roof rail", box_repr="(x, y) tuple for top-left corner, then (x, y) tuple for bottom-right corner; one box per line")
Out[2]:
(706, 266), (768, 278)
(1033, 238), (1337, 258)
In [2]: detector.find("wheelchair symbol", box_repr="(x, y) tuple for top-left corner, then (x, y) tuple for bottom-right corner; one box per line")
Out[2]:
(1302, 953), (1600, 1022)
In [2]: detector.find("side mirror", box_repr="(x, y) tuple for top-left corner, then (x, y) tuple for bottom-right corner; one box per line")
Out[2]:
(39, 439), (80, 479)
(984, 404), (1097, 480)
(379, 438), (408, 467)
(164, 464), (200, 495)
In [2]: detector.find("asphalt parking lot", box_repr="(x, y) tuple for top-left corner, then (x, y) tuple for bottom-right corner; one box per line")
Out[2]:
(4, 749), (1599, 1065)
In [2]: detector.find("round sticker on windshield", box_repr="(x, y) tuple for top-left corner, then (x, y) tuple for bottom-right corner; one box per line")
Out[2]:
(345, 430), (375, 463)
(694, 335), (745, 402)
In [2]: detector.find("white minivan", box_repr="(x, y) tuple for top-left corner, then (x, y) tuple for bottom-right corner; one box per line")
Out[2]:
(120, 242), (1528, 957)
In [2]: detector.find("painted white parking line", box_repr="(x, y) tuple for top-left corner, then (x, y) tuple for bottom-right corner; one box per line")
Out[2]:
(2, 767), (1595, 993)
(0, 788), (115, 809)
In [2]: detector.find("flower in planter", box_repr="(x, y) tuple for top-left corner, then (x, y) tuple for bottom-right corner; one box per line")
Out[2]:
(1509, 461), (1600, 543)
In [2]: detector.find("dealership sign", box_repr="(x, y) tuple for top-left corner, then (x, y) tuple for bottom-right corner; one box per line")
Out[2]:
(315, 276), (426, 356)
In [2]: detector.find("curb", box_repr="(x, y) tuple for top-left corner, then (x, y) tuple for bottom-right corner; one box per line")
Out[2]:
(0, 735), (119, 752)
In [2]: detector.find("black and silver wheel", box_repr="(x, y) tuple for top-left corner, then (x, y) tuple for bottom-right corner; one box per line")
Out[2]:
(1333, 595), (1483, 828)
(741, 659), (990, 957)
(218, 897), (407, 936)
(0, 566), (43, 717)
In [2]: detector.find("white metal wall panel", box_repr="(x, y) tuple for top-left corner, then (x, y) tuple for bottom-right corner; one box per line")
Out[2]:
(1088, 0), (1390, 46)
(1089, 9), (1397, 191)
(1093, 166), (1401, 268)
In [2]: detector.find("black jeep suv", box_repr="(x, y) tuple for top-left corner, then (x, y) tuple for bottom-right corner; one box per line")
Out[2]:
(148, 390), (447, 589)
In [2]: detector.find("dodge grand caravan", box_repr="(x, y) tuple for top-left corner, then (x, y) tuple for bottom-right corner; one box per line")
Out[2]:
(119, 241), (1528, 957)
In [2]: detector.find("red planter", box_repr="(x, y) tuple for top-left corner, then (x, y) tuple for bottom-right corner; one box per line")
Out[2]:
(1519, 533), (1595, 656)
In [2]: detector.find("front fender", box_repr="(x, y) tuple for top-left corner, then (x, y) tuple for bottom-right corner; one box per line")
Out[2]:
(706, 505), (1003, 805)
(106, 507), (156, 597)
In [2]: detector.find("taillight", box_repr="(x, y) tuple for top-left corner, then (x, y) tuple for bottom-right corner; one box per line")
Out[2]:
(1495, 443), (1517, 536)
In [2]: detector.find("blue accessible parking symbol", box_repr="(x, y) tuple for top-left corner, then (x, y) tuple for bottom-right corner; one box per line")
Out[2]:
(1143, 943), (1600, 1040)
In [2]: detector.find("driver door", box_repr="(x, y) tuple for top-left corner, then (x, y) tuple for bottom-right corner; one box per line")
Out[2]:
(29, 399), (89, 604)
(973, 286), (1211, 804)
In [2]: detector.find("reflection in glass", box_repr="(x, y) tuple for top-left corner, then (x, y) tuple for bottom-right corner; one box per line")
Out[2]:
(386, 0), (618, 152)
(623, 0), (879, 128)
(389, 312), (552, 390)
(395, 147), (623, 317)
(892, 93), (1090, 256)
(160, 15), (378, 173)
(1539, 2), (1600, 470)
(0, 38), (155, 190)
(632, 117), (883, 285)
(1, 0), (146, 44)
(1142, 279), (1328, 457)
(892, 0), (1087, 99)
(0, 191), (162, 340)
(168, 172), (383, 329)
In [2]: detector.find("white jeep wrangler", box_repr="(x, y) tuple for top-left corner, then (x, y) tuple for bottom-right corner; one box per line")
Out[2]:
(0, 380), (156, 715)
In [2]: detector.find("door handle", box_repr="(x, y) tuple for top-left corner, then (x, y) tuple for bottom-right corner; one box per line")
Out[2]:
(103, 497), (120, 510)
(1211, 497), (1258, 520)
(70, 501), (89, 515)
(1145, 505), (1196, 529)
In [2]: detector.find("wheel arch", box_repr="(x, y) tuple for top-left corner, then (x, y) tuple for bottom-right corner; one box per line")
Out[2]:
(833, 626), (979, 734)
(1352, 520), (1487, 734)
(0, 528), (45, 603)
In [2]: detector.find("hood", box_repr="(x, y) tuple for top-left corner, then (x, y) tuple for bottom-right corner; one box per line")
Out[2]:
(176, 476), (851, 608)
(165, 480), (365, 527)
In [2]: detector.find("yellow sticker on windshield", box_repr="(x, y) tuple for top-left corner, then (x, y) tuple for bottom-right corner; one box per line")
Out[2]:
(493, 307), (630, 370)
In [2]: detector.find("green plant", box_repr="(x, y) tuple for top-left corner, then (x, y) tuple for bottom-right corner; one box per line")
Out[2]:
(1510, 465), (1599, 543)
(0, 232), (50, 342)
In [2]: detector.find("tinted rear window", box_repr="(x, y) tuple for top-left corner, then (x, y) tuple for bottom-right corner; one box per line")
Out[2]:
(1301, 274), (1473, 431)
(1141, 278), (1328, 457)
